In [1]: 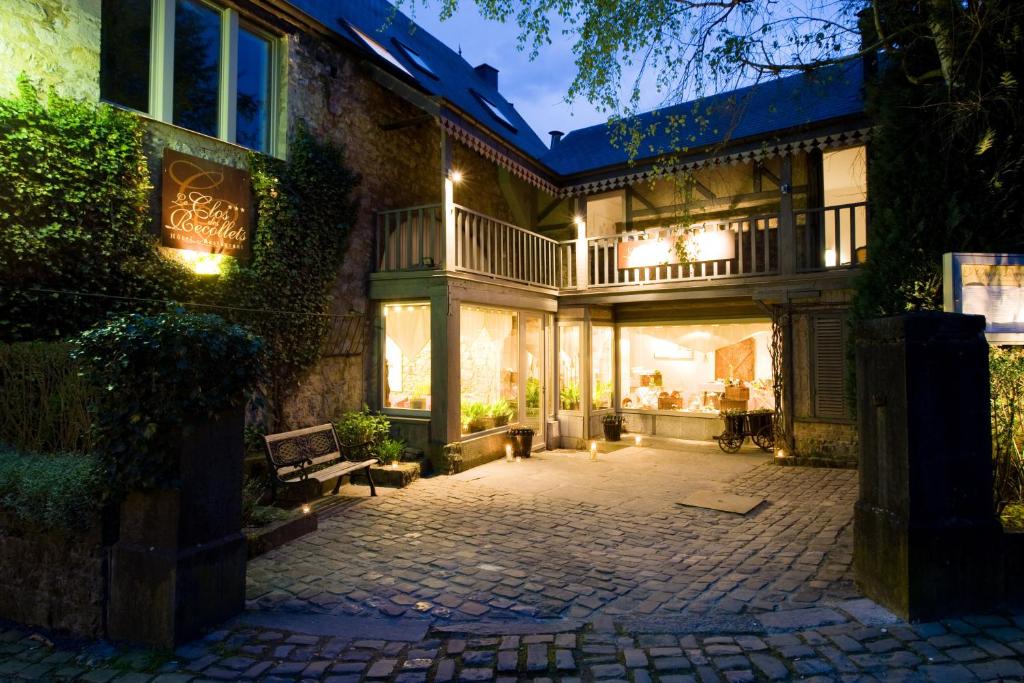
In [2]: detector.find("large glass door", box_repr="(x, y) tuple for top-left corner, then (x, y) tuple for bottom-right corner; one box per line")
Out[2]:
(522, 314), (545, 435)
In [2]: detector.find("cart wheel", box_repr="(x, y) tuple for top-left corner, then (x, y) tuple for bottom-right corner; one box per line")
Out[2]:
(718, 433), (743, 453)
(752, 425), (774, 452)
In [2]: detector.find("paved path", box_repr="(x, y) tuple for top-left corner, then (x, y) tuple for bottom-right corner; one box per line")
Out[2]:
(247, 447), (859, 627)
(5, 447), (1024, 680)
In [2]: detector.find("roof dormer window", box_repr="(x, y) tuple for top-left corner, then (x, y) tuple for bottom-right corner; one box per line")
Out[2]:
(347, 24), (413, 78)
(393, 40), (437, 79)
(471, 90), (517, 132)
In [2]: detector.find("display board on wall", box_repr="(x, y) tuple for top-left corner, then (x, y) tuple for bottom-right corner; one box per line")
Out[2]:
(161, 149), (252, 260)
(943, 252), (1024, 344)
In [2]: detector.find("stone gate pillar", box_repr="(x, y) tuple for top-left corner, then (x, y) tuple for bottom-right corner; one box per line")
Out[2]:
(854, 312), (1002, 621)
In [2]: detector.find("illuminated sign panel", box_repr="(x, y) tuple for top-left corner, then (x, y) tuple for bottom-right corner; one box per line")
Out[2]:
(616, 229), (736, 269)
(161, 149), (252, 260)
(943, 252), (1024, 344)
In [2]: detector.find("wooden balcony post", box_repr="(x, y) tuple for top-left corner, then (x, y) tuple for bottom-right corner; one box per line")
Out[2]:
(779, 155), (796, 274)
(574, 216), (588, 290)
(441, 131), (455, 271)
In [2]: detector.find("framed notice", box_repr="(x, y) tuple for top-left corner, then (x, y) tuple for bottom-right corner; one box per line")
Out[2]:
(943, 252), (1024, 344)
(161, 149), (252, 260)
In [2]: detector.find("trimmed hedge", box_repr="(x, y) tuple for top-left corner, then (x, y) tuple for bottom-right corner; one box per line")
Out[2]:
(0, 448), (102, 530)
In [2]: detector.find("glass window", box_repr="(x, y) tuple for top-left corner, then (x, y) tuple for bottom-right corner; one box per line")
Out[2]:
(591, 326), (614, 410)
(173, 0), (223, 138)
(473, 91), (517, 131)
(523, 316), (544, 431)
(460, 306), (518, 434)
(585, 193), (624, 237)
(348, 24), (413, 77)
(100, 0), (152, 112)
(558, 324), (581, 410)
(383, 303), (431, 411)
(236, 27), (271, 152)
(394, 40), (435, 77)
(822, 145), (868, 265)
(618, 322), (774, 413)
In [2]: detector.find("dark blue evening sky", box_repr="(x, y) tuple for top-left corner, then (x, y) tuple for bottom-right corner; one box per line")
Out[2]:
(407, 3), (664, 141)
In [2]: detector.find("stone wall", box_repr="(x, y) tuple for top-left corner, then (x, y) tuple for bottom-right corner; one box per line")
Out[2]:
(0, 510), (107, 637)
(0, 0), (100, 101)
(792, 419), (858, 466)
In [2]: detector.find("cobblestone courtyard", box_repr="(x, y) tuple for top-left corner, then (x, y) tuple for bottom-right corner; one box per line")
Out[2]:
(247, 445), (859, 629)
(6, 445), (1024, 681)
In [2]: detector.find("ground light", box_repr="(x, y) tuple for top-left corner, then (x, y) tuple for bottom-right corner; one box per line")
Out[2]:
(505, 444), (513, 462)
(301, 503), (311, 514)
(172, 249), (227, 275)
(590, 441), (598, 461)
(635, 435), (642, 447)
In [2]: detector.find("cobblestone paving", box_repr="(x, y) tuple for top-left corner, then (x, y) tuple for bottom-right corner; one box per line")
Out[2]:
(6, 611), (1024, 681)
(8, 456), (1024, 680)
(246, 457), (859, 626)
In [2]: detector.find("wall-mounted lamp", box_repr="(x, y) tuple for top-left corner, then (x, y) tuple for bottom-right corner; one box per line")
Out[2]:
(450, 169), (464, 183)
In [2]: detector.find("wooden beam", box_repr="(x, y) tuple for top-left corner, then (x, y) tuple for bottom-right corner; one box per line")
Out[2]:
(692, 180), (716, 200)
(536, 197), (563, 223)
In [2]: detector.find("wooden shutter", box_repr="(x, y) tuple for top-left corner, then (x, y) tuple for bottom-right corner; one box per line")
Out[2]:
(813, 315), (847, 418)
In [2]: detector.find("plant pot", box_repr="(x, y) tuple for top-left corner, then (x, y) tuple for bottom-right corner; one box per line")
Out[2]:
(603, 422), (622, 441)
(493, 414), (509, 427)
(409, 397), (426, 410)
(509, 431), (534, 457)
(467, 419), (487, 433)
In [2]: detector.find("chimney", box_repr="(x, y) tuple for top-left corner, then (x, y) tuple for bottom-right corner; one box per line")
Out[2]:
(549, 130), (564, 148)
(474, 63), (499, 89)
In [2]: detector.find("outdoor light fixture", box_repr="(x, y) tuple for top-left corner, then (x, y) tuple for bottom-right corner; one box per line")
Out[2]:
(174, 249), (227, 276)
(301, 504), (311, 514)
(450, 169), (464, 183)
(505, 444), (513, 462)
(777, 449), (785, 458)
(635, 435), (642, 447)
(590, 441), (598, 461)
(824, 249), (838, 267)
(573, 215), (585, 226)
(390, 462), (398, 469)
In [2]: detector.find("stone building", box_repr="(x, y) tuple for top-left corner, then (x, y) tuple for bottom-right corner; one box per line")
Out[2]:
(4, 0), (869, 466)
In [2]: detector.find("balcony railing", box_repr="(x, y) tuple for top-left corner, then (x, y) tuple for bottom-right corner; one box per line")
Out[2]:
(376, 201), (867, 291)
(453, 205), (564, 288)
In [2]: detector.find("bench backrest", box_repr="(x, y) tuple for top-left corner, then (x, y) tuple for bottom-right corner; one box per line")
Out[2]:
(264, 423), (341, 472)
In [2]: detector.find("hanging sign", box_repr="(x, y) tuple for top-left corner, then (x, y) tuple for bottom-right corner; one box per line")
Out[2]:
(943, 252), (1024, 344)
(161, 149), (252, 260)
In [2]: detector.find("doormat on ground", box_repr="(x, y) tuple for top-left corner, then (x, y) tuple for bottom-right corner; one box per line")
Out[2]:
(677, 490), (764, 515)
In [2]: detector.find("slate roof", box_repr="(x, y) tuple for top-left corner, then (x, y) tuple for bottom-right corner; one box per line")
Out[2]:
(541, 61), (866, 176)
(287, 1), (866, 180)
(288, 0), (550, 159)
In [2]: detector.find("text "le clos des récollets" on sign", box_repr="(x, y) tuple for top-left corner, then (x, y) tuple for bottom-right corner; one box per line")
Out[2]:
(161, 149), (252, 260)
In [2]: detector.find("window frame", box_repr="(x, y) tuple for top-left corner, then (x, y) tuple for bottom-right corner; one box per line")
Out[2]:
(98, 0), (281, 155)
(381, 300), (433, 418)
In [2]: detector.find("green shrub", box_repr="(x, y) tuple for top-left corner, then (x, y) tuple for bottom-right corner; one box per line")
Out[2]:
(376, 437), (405, 465)
(991, 347), (1024, 514)
(333, 408), (390, 450)
(0, 342), (93, 453)
(0, 448), (103, 530)
(72, 310), (265, 495)
(0, 77), (193, 342)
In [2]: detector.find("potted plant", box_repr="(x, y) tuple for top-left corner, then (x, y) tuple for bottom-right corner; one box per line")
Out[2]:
(602, 414), (625, 441)
(462, 402), (488, 433)
(490, 399), (514, 427)
(508, 424), (536, 457)
(560, 382), (580, 410)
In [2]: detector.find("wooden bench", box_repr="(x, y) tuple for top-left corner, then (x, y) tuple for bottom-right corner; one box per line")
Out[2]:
(264, 423), (378, 502)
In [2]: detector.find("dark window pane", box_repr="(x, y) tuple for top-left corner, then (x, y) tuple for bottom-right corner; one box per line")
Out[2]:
(173, 0), (221, 137)
(100, 0), (152, 111)
(236, 28), (270, 152)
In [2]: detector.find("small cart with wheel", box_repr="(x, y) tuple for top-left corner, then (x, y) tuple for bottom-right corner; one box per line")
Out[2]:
(716, 409), (774, 453)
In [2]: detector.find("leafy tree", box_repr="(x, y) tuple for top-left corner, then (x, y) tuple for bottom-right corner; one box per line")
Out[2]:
(406, 0), (1024, 314)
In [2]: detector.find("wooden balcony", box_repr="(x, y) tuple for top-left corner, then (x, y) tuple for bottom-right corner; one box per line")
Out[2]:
(375, 201), (868, 292)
